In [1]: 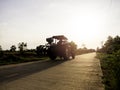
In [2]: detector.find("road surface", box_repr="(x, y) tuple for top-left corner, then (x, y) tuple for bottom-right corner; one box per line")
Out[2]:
(0, 53), (104, 90)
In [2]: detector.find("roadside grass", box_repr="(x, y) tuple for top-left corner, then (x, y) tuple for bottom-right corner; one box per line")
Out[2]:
(97, 51), (120, 90)
(0, 54), (49, 66)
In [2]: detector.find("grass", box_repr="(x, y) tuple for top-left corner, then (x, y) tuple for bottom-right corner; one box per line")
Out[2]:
(97, 51), (120, 90)
(0, 53), (49, 66)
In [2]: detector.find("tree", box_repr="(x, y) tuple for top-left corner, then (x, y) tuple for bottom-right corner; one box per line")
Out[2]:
(36, 45), (47, 56)
(10, 45), (16, 52)
(18, 42), (27, 53)
(0, 45), (2, 51)
(0, 45), (3, 57)
(100, 35), (120, 54)
(69, 41), (77, 54)
(70, 41), (77, 50)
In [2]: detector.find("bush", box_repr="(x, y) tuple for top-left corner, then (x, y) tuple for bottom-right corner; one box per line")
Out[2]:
(97, 35), (120, 90)
(0, 54), (22, 65)
(97, 52), (120, 90)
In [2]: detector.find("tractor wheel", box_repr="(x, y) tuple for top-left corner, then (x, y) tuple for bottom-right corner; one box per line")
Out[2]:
(71, 54), (75, 59)
(47, 48), (57, 60)
(63, 48), (70, 60)
(49, 55), (57, 60)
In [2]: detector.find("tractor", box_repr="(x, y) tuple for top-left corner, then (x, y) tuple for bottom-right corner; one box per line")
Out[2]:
(46, 35), (75, 60)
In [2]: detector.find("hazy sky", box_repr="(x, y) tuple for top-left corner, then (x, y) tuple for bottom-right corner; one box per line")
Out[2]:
(0, 0), (120, 50)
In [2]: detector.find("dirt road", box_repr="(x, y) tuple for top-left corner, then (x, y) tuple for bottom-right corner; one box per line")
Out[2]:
(0, 53), (104, 90)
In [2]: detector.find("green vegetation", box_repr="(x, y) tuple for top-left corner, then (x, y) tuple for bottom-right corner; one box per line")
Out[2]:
(0, 51), (48, 65)
(18, 42), (27, 54)
(10, 45), (16, 52)
(97, 35), (120, 90)
(0, 42), (49, 66)
(0, 40), (95, 65)
(76, 44), (95, 55)
(76, 47), (95, 55)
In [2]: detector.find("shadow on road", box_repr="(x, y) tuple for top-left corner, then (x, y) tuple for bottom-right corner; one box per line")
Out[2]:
(0, 59), (66, 83)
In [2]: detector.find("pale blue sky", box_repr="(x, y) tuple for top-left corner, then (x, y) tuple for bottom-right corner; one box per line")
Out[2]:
(0, 0), (120, 50)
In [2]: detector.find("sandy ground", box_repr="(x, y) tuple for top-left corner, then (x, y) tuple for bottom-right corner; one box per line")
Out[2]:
(0, 53), (104, 90)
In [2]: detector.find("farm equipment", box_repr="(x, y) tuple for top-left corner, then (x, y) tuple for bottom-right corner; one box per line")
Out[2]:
(46, 35), (75, 60)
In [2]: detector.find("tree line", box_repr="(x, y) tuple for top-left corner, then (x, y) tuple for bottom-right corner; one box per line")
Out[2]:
(0, 40), (95, 65)
(0, 42), (27, 52)
(0, 41), (95, 57)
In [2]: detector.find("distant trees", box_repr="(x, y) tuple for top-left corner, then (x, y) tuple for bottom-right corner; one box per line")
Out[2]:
(76, 47), (95, 55)
(36, 45), (48, 56)
(76, 43), (95, 55)
(10, 45), (16, 52)
(18, 42), (27, 54)
(36, 45), (43, 55)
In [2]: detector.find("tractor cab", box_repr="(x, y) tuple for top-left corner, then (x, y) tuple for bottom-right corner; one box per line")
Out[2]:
(46, 35), (68, 45)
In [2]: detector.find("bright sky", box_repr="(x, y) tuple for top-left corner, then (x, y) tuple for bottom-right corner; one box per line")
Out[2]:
(0, 0), (120, 50)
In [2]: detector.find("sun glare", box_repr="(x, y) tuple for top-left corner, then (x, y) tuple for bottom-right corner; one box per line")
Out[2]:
(66, 11), (103, 48)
